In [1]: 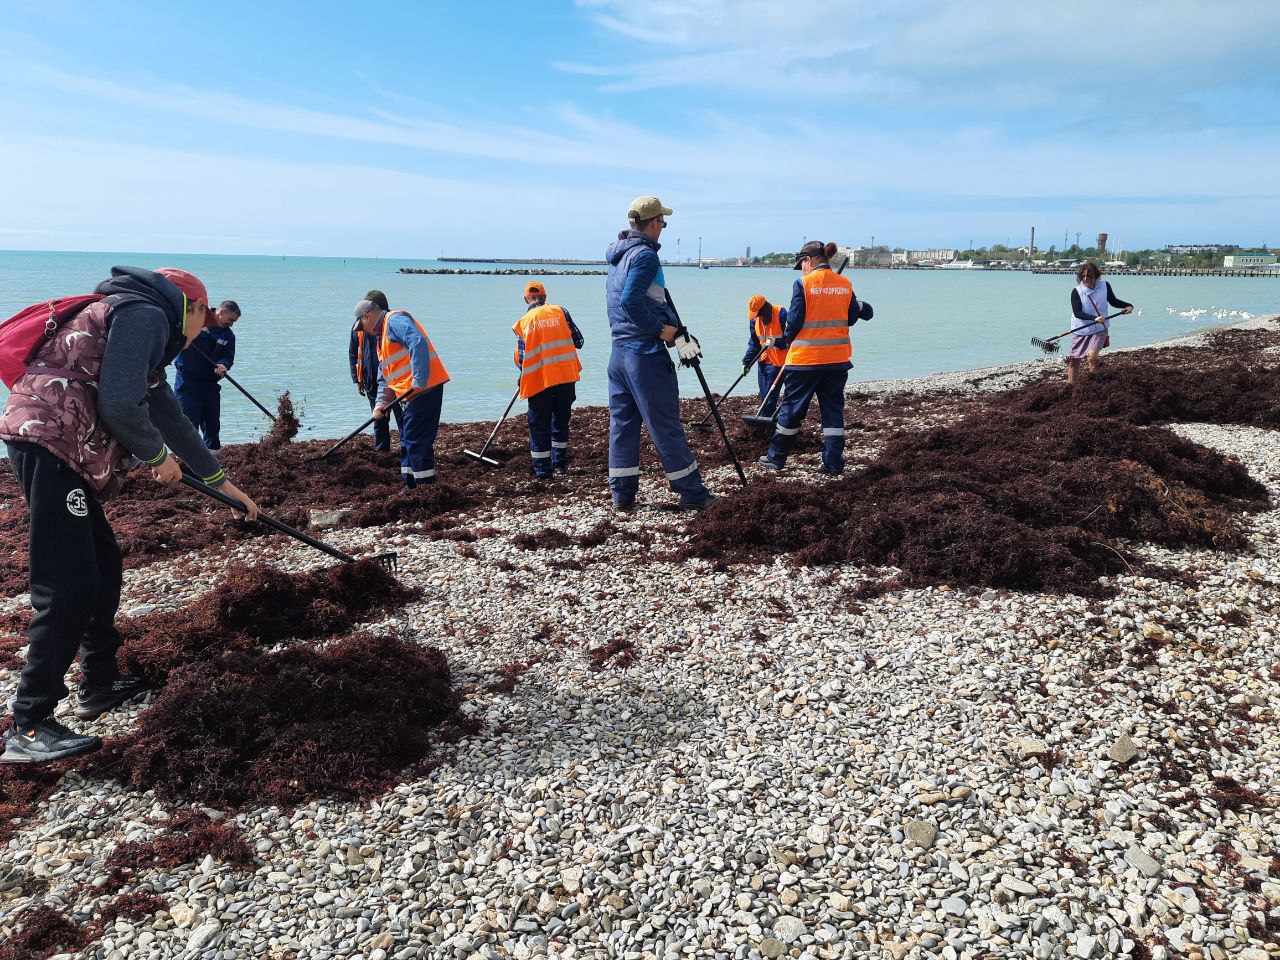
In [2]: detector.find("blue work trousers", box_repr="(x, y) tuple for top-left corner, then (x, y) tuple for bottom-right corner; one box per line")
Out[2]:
(767, 368), (849, 473)
(756, 362), (783, 418)
(400, 385), (444, 489)
(176, 379), (222, 450)
(607, 347), (709, 504)
(528, 382), (575, 478)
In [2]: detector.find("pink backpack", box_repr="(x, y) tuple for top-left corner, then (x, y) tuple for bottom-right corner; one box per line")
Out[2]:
(0, 295), (103, 388)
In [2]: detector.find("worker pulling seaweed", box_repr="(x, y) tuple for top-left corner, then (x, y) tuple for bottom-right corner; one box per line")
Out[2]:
(604, 195), (716, 512)
(759, 241), (871, 477)
(0, 266), (261, 765)
(348, 289), (404, 452)
(743, 294), (789, 419)
(513, 281), (584, 478)
(357, 298), (449, 490)
(173, 299), (241, 449)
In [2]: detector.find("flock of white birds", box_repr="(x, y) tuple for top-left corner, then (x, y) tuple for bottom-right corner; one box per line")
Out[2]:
(1163, 306), (1258, 320)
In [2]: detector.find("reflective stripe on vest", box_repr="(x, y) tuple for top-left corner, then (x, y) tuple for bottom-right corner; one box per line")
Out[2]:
(378, 310), (450, 396)
(788, 268), (853, 367)
(754, 305), (788, 366)
(512, 304), (581, 400)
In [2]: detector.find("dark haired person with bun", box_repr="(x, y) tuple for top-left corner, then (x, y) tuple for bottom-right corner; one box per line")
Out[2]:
(759, 241), (868, 476)
(1067, 262), (1133, 384)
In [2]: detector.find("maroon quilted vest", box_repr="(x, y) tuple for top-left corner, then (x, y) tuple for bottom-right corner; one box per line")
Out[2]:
(0, 299), (143, 500)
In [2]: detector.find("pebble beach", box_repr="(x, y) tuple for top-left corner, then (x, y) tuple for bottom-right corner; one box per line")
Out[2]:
(2, 318), (1278, 960)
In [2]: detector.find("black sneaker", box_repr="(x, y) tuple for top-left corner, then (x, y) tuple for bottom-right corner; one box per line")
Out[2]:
(613, 500), (637, 514)
(1, 717), (101, 764)
(75, 676), (153, 721)
(758, 455), (783, 472)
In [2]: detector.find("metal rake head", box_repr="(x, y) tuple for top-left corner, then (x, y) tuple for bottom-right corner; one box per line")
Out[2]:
(1031, 337), (1061, 355)
(370, 552), (399, 573)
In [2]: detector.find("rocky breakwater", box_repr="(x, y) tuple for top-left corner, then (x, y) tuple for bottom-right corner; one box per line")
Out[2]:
(1, 319), (1278, 959)
(399, 268), (606, 276)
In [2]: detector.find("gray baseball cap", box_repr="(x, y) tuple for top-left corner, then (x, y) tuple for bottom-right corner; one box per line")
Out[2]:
(354, 299), (379, 320)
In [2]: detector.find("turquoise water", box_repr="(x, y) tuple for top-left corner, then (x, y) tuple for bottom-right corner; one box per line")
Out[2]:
(1, 250), (1276, 443)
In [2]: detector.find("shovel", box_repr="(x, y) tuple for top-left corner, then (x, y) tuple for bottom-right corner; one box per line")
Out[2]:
(1032, 311), (1127, 354)
(463, 386), (521, 468)
(180, 473), (398, 572)
(190, 344), (277, 423)
(305, 388), (414, 463)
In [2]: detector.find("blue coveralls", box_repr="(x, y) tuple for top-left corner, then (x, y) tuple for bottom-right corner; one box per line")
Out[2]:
(764, 272), (861, 475)
(516, 304), (585, 478)
(174, 325), (235, 450)
(349, 319), (402, 451)
(376, 311), (444, 489)
(604, 231), (711, 507)
(743, 308), (787, 419)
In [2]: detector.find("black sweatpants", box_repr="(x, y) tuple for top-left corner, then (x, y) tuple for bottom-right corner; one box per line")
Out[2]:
(5, 441), (122, 727)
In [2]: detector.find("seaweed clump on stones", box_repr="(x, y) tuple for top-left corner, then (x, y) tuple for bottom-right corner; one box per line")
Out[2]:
(0, 905), (92, 960)
(95, 892), (169, 925)
(340, 481), (476, 529)
(93, 634), (470, 809)
(686, 410), (1268, 594)
(117, 559), (417, 682)
(101, 808), (254, 888)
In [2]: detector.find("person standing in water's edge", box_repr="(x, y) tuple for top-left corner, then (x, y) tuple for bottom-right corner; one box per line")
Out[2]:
(604, 195), (714, 512)
(0, 267), (261, 765)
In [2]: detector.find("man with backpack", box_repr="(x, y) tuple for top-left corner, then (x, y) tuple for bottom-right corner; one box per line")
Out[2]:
(0, 266), (261, 764)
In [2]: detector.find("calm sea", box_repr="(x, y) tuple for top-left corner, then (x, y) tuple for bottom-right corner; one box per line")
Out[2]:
(1, 250), (1275, 443)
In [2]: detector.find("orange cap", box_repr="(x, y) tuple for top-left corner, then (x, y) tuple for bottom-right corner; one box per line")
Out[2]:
(525, 281), (546, 299)
(747, 294), (768, 318)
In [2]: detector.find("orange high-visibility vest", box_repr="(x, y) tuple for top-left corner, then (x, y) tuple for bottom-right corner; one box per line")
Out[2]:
(787, 268), (854, 367)
(512, 304), (581, 400)
(378, 310), (450, 397)
(753, 304), (788, 367)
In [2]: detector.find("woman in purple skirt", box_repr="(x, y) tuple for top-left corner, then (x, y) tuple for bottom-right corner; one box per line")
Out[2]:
(1067, 262), (1133, 384)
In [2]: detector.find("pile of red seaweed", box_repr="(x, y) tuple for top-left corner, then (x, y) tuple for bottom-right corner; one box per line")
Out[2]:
(93, 634), (469, 808)
(688, 409), (1269, 594)
(0, 905), (92, 960)
(261, 390), (301, 446)
(116, 559), (418, 682)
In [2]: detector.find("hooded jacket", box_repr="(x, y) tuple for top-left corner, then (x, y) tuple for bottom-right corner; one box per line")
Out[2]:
(0, 267), (226, 499)
(605, 231), (679, 352)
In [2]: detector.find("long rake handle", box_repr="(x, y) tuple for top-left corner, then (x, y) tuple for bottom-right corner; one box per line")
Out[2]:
(696, 346), (763, 428)
(179, 474), (359, 564)
(310, 388), (415, 461)
(191, 344), (277, 423)
(664, 290), (748, 486)
(750, 363), (788, 418)
(472, 387), (521, 459)
(1045, 310), (1129, 343)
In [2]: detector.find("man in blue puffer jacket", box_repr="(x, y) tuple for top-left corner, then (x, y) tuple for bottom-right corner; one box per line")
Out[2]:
(604, 196), (713, 512)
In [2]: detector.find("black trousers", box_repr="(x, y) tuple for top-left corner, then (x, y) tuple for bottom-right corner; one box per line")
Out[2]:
(364, 390), (404, 452)
(5, 441), (122, 727)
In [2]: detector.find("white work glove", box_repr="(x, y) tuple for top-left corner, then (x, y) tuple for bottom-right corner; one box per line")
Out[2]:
(673, 330), (702, 367)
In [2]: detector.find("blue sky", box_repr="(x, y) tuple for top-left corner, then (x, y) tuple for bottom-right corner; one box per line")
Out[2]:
(0, 0), (1276, 258)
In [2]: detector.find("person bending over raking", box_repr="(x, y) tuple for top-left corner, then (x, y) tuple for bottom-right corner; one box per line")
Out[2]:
(514, 281), (584, 478)
(743, 293), (789, 419)
(357, 299), (450, 490)
(0, 267), (260, 765)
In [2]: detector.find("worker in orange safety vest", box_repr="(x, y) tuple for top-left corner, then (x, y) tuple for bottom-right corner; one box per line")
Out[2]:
(513, 281), (584, 478)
